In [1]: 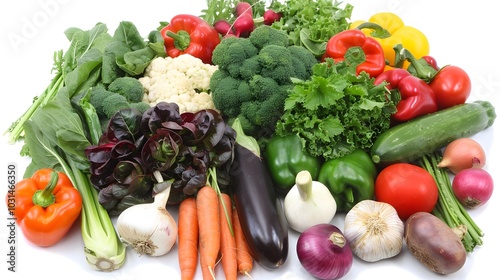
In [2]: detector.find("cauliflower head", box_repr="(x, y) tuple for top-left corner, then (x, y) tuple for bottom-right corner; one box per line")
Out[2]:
(139, 54), (219, 113)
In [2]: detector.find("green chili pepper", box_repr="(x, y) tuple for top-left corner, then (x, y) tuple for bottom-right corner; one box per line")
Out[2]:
(318, 149), (377, 212)
(265, 134), (322, 194)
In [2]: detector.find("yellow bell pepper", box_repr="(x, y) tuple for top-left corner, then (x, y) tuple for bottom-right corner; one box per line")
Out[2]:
(350, 12), (429, 69)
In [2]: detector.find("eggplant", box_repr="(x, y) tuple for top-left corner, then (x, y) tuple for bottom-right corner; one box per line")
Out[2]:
(230, 143), (289, 270)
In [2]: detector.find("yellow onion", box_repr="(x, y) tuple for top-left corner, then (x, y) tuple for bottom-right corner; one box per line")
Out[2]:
(437, 138), (486, 174)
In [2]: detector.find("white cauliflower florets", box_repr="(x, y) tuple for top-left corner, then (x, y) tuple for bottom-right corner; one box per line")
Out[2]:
(139, 54), (219, 113)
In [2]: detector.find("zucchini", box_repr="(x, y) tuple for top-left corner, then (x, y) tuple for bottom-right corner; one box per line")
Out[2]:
(371, 100), (496, 166)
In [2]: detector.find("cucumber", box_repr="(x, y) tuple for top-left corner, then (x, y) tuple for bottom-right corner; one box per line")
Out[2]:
(371, 100), (496, 165)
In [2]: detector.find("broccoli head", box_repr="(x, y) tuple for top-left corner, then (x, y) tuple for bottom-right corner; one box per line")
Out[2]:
(210, 71), (252, 117)
(108, 76), (145, 103)
(210, 26), (319, 141)
(211, 37), (259, 78)
(288, 45), (318, 80)
(249, 75), (280, 102)
(239, 56), (262, 81)
(248, 25), (289, 49)
(101, 94), (131, 119)
(257, 45), (295, 85)
(89, 86), (114, 117)
(239, 84), (291, 138)
(129, 101), (151, 114)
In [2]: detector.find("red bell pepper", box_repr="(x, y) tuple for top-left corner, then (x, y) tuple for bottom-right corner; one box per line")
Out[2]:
(7, 169), (82, 247)
(375, 68), (438, 123)
(160, 14), (221, 65)
(322, 29), (385, 77)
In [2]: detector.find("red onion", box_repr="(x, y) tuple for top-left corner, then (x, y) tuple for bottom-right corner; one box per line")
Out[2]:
(452, 168), (494, 208)
(296, 224), (353, 280)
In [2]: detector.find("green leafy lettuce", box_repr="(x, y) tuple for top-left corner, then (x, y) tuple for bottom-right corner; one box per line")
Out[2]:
(275, 58), (396, 160)
(269, 0), (353, 56)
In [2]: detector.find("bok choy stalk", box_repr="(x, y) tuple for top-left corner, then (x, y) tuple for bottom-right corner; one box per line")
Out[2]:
(70, 160), (126, 270)
(21, 92), (126, 271)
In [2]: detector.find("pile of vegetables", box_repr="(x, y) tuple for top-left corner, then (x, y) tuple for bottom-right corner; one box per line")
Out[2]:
(4, 0), (498, 279)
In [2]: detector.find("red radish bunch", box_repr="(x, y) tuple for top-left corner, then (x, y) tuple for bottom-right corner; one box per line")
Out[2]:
(213, 2), (282, 38)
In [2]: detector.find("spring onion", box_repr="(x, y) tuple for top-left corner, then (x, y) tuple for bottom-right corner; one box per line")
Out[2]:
(419, 151), (484, 252)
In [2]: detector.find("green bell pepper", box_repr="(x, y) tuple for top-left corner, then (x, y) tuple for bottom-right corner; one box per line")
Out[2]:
(318, 149), (377, 212)
(265, 134), (322, 194)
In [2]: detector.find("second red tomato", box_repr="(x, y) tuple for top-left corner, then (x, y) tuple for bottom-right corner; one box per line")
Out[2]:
(375, 163), (438, 220)
(430, 65), (471, 110)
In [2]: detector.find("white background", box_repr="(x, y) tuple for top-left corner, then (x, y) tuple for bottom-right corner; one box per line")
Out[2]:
(1, 0), (498, 279)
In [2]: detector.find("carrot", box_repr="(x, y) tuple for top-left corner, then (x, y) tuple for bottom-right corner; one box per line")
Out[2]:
(197, 185), (220, 280)
(219, 193), (238, 280)
(232, 206), (253, 277)
(178, 197), (199, 280)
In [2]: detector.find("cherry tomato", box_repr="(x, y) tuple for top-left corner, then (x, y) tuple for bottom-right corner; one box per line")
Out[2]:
(430, 65), (471, 110)
(375, 163), (438, 220)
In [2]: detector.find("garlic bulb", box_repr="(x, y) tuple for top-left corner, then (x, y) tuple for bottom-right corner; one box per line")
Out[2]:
(284, 170), (337, 233)
(116, 171), (178, 256)
(343, 200), (404, 262)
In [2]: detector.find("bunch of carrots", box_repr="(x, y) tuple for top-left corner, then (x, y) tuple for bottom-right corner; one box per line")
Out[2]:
(177, 181), (253, 279)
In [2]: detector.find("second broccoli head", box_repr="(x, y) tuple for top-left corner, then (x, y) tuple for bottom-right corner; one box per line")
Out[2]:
(210, 25), (318, 140)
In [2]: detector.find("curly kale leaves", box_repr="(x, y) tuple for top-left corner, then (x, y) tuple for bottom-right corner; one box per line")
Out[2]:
(276, 58), (396, 160)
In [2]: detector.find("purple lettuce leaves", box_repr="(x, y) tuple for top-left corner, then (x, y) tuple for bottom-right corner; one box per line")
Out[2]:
(85, 102), (236, 215)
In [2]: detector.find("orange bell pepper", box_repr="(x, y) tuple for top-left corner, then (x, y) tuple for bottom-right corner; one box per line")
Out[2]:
(7, 168), (82, 247)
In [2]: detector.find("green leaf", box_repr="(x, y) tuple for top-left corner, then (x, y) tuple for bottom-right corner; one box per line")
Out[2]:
(302, 77), (343, 110)
(299, 28), (327, 57)
(320, 116), (344, 137)
(116, 47), (156, 76)
(113, 21), (147, 51)
(101, 41), (130, 84)
(22, 120), (60, 178)
(29, 93), (92, 170)
(61, 48), (103, 98)
(345, 84), (367, 97)
(358, 99), (386, 110)
(147, 30), (167, 57)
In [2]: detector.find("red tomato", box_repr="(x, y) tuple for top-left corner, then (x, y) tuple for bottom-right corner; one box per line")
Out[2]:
(430, 65), (471, 110)
(375, 163), (438, 220)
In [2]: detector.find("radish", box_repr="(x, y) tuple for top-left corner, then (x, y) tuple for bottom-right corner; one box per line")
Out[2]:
(235, 1), (253, 17)
(233, 13), (255, 37)
(214, 19), (234, 36)
(263, 9), (282, 25)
